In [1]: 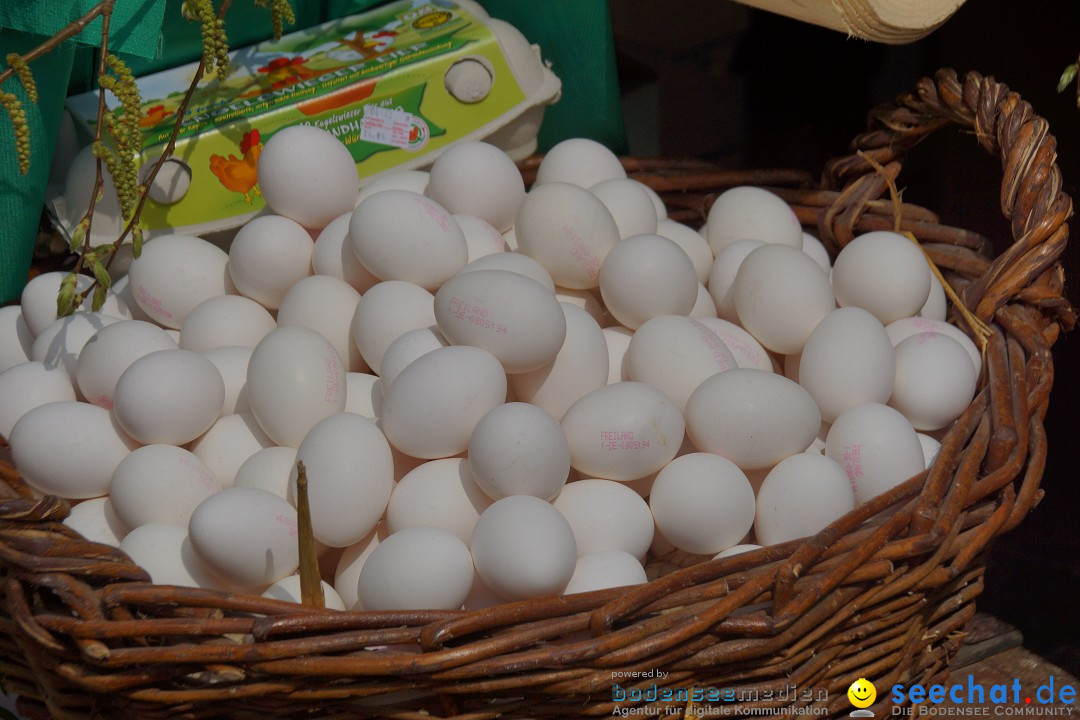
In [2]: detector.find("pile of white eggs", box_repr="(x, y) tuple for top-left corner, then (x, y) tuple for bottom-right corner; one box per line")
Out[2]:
(0, 126), (980, 612)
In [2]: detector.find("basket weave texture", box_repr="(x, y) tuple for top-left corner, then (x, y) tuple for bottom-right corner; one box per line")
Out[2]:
(0, 69), (1074, 720)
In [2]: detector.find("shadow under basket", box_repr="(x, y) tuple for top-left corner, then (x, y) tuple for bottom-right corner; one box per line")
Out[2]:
(0, 69), (1074, 720)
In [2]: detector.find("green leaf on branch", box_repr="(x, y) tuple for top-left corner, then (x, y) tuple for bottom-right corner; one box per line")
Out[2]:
(92, 284), (108, 312)
(1058, 63), (1078, 94)
(132, 227), (144, 259)
(69, 218), (89, 253)
(92, 257), (112, 290)
(57, 273), (78, 318)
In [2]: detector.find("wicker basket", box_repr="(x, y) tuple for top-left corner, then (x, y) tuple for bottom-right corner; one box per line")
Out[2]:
(0, 69), (1073, 720)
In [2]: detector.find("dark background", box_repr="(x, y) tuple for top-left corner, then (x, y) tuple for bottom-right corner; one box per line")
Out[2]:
(611, 0), (1080, 676)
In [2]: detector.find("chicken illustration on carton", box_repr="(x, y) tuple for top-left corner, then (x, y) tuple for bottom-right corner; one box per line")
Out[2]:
(53, 0), (560, 240)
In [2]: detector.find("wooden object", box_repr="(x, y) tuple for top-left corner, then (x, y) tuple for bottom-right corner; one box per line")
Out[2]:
(0, 69), (1073, 719)
(729, 0), (968, 43)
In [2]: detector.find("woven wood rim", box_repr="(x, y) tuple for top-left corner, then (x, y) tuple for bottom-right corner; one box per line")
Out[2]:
(0, 69), (1073, 720)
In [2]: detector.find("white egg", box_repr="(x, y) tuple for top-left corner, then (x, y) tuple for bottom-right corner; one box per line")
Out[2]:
(287, 412), (393, 547)
(714, 544), (763, 560)
(458, 251), (555, 292)
(228, 215), (314, 310)
(685, 368), (820, 470)
(246, 325), (347, 447)
(113, 349), (225, 445)
(179, 295), (276, 352)
(32, 312), (122, 383)
(64, 497), (127, 547)
(0, 306), (33, 372)
(428, 141), (525, 232)
(233, 446), (297, 499)
(334, 523), (388, 609)
(386, 458), (493, 545)
(344, 372), (382, 419)
(127, 234), (234, 329)
(885, 316), (981, 377)
(561, 382), (684, 481)
(599, 234), (698, 330)
(381, 345), (506, 459)
(891, 333), (977, 431)
(705, 186), (803, 254)
(10, 401), (137, 498)
(311, 212), (380, 293)
(563, 550), (647, 594)
(919, 274), (948, 321)
(0, 362), (76, 438)
(917, 433), (942, 468)
(691, 317), (773, 372)
(797, 307), (896, 423)
(533, 138), (626, 188)
(801, 233), (832, 274)
(554, 287), (607, 326)
(825, 403), (925, 506)
(471, 495), (578, 600)
(469, 403), (570, 501)
(349, 190), (468, 290)
(277, 275), (365, 372)
(590, 178), (658, 239)
(355, 170), (429, 207)
(262, 575), (346, 611)
(601, 326), (633, 384)
(121, 523), (228, 589)
(732, 243), (836, 355)
(76, 320), (177, 409)
(435, 269), (566, 373)
(626, 315), (736, 411)
(656, 219), (712, 284)
(553, 478), (653, 559)
(257, 125), (360, 229)
(707, 239), (765, 322)
(832, 231), (932, 325)
(649, 453), (755, 554)
(454, 214), (508, 262)
(689, 283), (718, 318)
(379, 328), (448, 393)
(510, 303), (608, 420)
(358, 526), (474, 610)
(188, 487), (300, 590)
(111, 275), (154, 324)
(201, 346), (253, 416)
(110, 445), (221, 528)
(754, 453), (854, 545)
(350, 280), (436, 375)
(189, 412), (274, 487)
(515, 182), (620, 290)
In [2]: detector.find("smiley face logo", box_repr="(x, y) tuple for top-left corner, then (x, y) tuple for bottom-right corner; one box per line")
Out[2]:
(848, 678), (877, 708)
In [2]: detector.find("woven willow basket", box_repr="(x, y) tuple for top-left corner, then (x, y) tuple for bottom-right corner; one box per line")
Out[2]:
(0, 69), (1074, 720)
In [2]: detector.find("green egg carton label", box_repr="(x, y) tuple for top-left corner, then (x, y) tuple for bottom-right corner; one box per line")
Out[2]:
(64, 0), (557, 237)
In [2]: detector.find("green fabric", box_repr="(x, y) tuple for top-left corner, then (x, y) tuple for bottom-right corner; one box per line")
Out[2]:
(478, 0), (627, 153)
(0, 0), (168, 59)
(0, 31), (75, 303)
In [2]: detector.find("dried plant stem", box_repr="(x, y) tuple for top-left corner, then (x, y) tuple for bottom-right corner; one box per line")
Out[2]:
(294, 461), (325, 609)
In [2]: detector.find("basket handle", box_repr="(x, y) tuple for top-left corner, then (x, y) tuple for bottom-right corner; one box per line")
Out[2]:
(820, 68), (1074, 329)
